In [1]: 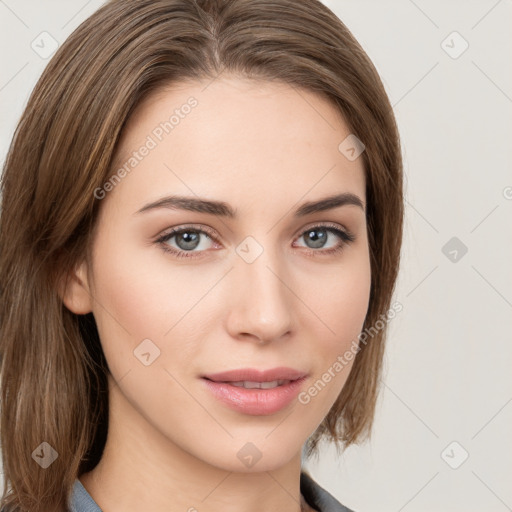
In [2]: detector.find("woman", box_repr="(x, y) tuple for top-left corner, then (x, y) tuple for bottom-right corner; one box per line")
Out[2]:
(0, 0), (404, 511)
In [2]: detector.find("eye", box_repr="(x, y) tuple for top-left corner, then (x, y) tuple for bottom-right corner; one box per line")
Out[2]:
(155, 225), (218, 258)
(293, 223), (356, 256)
(155, 223), (356, 259)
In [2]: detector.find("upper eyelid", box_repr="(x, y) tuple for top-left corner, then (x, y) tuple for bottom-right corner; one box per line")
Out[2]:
(158, 221), (349, 237)
(157, 224), (217, 240)
(156, 222), (353, 246)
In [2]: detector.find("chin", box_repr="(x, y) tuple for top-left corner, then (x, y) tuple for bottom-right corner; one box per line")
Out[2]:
(191, 434), (304, 474)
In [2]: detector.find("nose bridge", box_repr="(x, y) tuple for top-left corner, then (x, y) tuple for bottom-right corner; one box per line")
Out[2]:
(227, 235), (293, 342)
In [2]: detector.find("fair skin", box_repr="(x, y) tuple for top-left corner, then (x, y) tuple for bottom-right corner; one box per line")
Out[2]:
(61, 76), (371, 512)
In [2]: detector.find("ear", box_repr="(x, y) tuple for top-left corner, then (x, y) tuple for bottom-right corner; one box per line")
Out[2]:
(57, 260), (94, 315)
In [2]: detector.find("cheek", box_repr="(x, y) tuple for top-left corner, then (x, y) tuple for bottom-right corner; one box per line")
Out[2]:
(300, 252), (371, 400)
(331, 269), (371, 344)
(306, 250), (372, 348)
(88, 233), (221, 375)
(297, 273), (371, 423)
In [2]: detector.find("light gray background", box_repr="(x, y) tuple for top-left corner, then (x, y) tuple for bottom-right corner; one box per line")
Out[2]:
(1, 1), (511, 511)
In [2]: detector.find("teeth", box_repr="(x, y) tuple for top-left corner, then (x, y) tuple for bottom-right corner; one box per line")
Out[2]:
(229, 379), (290, 389)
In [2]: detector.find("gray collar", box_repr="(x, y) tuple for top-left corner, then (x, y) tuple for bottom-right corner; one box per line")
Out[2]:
(300, 471), (356, 512)
(69, 472), (356, 512)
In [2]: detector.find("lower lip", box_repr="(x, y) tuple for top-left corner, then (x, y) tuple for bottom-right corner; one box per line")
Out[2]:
(202, 377), (307, 415)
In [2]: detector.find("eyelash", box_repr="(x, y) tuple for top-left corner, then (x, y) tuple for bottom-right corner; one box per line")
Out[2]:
(154, 223), (356, 259)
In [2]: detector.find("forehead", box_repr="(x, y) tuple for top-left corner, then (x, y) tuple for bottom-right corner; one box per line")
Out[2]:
(107, 76), (366, 213)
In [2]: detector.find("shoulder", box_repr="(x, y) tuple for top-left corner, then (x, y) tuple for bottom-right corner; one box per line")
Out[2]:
(300, 470), (357, 512)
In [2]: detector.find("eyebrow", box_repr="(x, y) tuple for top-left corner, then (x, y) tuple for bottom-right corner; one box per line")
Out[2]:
(135, 192), (365, 217)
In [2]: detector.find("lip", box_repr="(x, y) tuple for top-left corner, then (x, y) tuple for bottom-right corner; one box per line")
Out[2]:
(201, 367), (308, 415)
(202, 367), (307, 383)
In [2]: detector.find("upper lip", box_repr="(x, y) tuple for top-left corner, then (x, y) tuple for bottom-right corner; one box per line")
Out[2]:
(202, 367), (308, 383)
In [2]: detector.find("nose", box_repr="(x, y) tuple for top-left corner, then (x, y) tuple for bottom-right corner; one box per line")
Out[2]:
(225, 247), (294, 345)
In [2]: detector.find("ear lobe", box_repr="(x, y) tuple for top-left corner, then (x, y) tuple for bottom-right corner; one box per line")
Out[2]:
(57, 260), (93, 315)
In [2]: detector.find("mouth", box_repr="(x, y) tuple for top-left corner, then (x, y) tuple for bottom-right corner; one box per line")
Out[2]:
(201, 367), (308, 415)
(216, 379), (294, 389)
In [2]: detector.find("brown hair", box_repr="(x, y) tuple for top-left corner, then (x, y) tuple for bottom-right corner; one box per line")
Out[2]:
(0, 0), (403, 510)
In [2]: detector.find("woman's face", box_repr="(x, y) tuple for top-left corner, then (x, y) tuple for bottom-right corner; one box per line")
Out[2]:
(68, 76), (371, 472)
